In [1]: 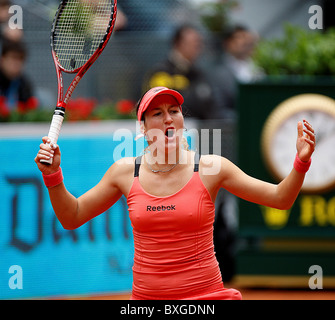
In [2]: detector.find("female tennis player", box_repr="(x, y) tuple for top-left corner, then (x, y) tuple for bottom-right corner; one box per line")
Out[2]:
(34, 86), (315, 300)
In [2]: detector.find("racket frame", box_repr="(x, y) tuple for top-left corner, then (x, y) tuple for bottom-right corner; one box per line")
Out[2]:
(42, 0), (117, 163)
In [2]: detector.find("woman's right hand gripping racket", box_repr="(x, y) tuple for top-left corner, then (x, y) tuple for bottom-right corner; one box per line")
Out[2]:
(41, 0), (117, 164)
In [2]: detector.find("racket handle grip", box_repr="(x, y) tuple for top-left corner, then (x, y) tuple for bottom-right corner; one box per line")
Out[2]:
(40, 108), (65, 165)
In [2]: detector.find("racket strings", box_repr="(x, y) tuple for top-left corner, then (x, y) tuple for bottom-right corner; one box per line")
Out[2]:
(53, 0), (113, 71)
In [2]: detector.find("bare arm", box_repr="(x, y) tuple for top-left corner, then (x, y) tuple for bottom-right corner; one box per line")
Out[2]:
(221, 160), (305, 210)
(48, 165), (123, 230)
(35, 137), (125, 230)
(219, 120), (315, 209)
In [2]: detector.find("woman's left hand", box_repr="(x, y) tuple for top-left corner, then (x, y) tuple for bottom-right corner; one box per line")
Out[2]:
(296, 120), (316, 162)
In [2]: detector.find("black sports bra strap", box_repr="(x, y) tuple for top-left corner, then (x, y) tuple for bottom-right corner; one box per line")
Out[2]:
(194, 153), (200, 172)
(134, 155), (143, 177)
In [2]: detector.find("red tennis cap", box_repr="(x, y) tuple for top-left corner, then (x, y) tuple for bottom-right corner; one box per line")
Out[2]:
(137, 87), (184, 122)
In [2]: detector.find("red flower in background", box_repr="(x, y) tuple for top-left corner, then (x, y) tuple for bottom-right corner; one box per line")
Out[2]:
(116, 99), (135, 114)
(0, 96), (10, 117)
(0, 96), (39, 117)
(66, 98), (98, 121)
(17, 97), (39, 114)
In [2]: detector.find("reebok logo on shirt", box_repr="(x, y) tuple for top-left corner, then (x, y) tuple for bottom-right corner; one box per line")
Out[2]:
(147, 205), (176, 212)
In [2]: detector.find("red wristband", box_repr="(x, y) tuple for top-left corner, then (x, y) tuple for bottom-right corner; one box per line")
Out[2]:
(294, 153), (311, 173)
(42, 167), (63, 188)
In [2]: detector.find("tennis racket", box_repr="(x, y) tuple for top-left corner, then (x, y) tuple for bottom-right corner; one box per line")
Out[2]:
(41, 0), (117, 164)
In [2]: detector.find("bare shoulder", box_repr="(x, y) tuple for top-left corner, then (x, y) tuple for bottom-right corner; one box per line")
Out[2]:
(103, 157), (136, 196)
(199, 154), (227, 176)
(199, 154), (237, 187)
(113, 157), (137, 167)
(109, 157), (136, 176)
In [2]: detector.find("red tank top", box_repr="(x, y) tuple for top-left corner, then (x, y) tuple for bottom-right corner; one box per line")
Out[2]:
(127, 154), (242, 300)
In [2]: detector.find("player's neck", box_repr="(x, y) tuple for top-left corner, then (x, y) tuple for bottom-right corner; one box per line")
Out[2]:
(146, 147), (183, 166)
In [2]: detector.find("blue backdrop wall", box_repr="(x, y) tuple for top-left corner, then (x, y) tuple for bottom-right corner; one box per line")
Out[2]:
(0, 121), (142, 299)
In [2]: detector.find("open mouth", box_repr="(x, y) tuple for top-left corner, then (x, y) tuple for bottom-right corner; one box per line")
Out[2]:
(165, 127), (175, 139)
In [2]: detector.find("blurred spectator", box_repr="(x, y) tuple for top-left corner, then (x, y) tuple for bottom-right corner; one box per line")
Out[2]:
(0, 40), (38, 118)
(116, 0), (182, 35)
(142, 24), (216, 120)
(211, 25), (264, 283)
(0, 0), (11, 30)
(212, 25), (264, 119)
(114, 7), (128, 31)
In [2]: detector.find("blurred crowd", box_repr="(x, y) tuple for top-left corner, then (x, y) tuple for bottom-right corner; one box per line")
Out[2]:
(143, 23), (263, 121)
(3, 0), (335, 121)
(0, 0), (265, 122)
(0, 0), (38, 118)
